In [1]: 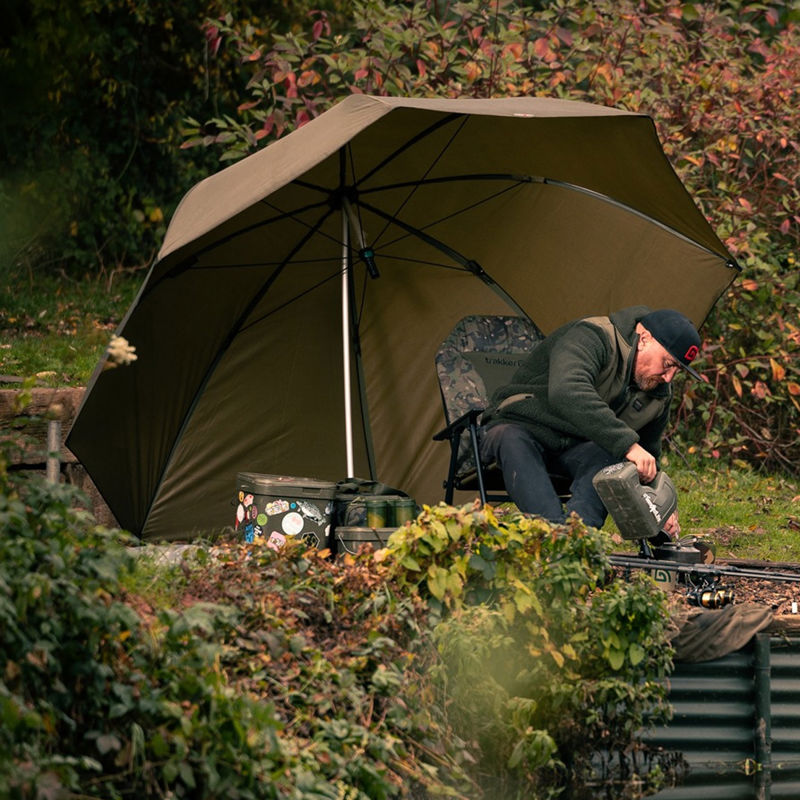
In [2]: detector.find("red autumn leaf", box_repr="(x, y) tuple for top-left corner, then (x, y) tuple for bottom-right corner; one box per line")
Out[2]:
(779, 219), (791, 234)
(771, 357), (786, 382)
(751, 380), (769, 399)
(533, 37), (551, 60)
(787, 382), (800, 396)
(556, 27), (573, 46)
(416, 58), (427, 77)
(732, 374), (743, 398)
(738, 197), (753, 213)
(504, 42), (523, 60)
(741, 278), (758, 291)
(297, 70), (318, 88)
(595, 62), (614, 84)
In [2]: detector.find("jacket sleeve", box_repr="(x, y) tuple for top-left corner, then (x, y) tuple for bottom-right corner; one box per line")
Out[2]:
(546, 323), (640, 459)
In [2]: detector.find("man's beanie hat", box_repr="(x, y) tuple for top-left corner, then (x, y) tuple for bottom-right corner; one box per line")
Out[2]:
(641, 309), (702, 380)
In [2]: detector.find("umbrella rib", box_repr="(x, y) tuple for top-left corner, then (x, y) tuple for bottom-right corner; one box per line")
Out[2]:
(356, 173), (737, 269)
(369, 116), (470, 246)
(357, 112), (465, 186)
(371, 178), (529, 251)
(358, 173), (540, 194)
(147, 199), (335, 288)
(356, 197), (535, 324)
(238, 268), (341, 333)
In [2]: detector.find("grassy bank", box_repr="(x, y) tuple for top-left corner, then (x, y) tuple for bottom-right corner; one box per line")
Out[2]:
(659, 458), (800, 563)
(0, 270), (141, 386)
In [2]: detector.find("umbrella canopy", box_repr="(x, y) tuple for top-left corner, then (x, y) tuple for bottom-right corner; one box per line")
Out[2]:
(67, 94), (738, 540)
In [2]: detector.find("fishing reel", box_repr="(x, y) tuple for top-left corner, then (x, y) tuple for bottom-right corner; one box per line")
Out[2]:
(685, 575), (735, 608)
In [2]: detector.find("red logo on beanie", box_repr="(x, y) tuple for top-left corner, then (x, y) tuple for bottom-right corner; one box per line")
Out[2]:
(684, 345), (699, 362)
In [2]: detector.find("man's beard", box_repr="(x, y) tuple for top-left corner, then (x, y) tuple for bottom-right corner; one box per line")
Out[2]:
(635, 374), (662, 392)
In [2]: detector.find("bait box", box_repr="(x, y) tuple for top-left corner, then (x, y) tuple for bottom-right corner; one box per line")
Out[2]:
(234, 472), (336, 550)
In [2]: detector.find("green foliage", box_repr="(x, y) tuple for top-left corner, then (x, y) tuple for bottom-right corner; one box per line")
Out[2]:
(669, 261), (800, 472)
(0, 406), (678, 800)
(181, 538), (477, 799)
(0, 460), (287, 797)
(0, 0), (274, 279)
(386, 503), (675, 796)
(191, 0), (800, 474)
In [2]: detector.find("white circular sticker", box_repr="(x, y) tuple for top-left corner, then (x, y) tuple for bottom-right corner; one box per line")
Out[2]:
(282, 511), (304, 536)
(236, 503), (245, 523)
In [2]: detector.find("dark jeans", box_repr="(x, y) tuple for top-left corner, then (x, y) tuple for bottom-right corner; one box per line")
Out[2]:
(479, 423), (619, 528)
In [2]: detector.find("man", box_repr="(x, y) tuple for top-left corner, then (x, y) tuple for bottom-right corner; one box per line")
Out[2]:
(479, 306), (702, 535)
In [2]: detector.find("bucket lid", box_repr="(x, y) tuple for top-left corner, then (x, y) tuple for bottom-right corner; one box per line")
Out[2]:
(237, 472), (337, 497)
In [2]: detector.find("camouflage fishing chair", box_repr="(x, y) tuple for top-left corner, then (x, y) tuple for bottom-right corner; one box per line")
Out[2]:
(433, 314), (546, 505)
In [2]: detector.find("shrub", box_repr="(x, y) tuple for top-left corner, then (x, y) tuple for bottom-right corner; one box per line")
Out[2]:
(0, 410), (678, 797)
(385, 503), (676, 796)
(0, 448), (285, 797)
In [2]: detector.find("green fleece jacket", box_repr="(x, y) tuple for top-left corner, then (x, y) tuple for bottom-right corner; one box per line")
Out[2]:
(480, 306), (672, 460)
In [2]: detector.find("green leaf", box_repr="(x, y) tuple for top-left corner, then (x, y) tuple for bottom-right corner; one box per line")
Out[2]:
(607, 647), (625, 670)
(629, 642), (646, 666)
(400, 555), (421, 571)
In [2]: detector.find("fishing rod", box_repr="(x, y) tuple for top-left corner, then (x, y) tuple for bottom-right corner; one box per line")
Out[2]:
(608, 550), (800, 608)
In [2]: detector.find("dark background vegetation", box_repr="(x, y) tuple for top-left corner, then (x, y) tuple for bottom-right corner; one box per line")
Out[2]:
(1, 0), (798, 471)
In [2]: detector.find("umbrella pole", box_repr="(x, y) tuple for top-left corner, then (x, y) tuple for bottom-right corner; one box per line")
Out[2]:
(341, 212), (355, 478)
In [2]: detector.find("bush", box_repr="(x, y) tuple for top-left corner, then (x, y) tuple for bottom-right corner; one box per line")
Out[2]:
(385, 503), (676, 797)
(0, 463), (287, 798)
(0, 430), (679, 798)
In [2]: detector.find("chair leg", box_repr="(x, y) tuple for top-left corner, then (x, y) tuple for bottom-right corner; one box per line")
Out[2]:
(443, 436), (460, 505)
(468, 421), (487, 505)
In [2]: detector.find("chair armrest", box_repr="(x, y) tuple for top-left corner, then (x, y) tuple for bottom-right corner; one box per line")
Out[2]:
(432, 408), (483, 441)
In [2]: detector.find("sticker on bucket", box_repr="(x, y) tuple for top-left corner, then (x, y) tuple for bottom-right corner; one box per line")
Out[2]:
(234, 487), (332, 550)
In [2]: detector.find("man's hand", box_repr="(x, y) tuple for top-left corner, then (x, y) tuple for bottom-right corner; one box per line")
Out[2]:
(624, 442), (657, 482)
(662, 511), (681, 538)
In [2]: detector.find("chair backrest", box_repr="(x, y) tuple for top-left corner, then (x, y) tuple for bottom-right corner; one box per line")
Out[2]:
(435, 314), (544, 471)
